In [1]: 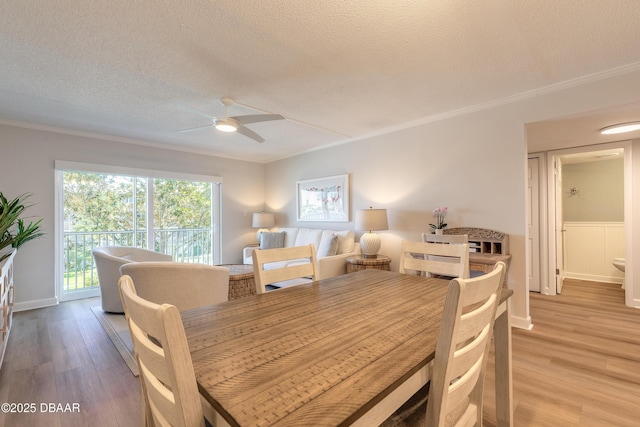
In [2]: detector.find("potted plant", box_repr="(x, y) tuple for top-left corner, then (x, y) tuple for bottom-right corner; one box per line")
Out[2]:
(429, 206), (448, 234)
(0, 192), (44, 262)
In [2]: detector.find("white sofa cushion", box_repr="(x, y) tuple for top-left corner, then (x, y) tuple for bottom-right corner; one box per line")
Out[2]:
(294, 228), (323, 249)
(273, 227), (354, 255)
(279, 227), (299, 247)
(333, 230), (355, 254)
(317, 234), (339, 257)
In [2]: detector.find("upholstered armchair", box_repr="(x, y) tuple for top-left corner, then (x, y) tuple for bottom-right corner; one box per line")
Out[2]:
(92, 246), (172, 313)
(119, 262), (229, 311)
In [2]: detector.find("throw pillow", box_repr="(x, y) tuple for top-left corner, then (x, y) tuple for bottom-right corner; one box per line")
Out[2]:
(331, 230), (354, 254)
(317, 234), (339, 258)
(260, 231), (286, 249)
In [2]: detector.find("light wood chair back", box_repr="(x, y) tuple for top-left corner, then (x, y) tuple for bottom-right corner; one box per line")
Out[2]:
(120, 262), (229, 312)
(422, 233), (469, 245)
(399, 240), (470, 279)
(421, 234), (470, 279)
(118, 275), (208, 427)
(426, 261), (506, 426)
(252, 244), (318, 294)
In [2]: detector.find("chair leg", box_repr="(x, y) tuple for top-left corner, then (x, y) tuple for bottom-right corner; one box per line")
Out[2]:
(493, 302), (513, 427)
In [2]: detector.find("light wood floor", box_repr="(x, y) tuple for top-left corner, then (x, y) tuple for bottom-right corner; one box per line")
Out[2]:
(483, 278), (640, 427)
(0, 279), (639, 426)
(0, 297), (140, 427)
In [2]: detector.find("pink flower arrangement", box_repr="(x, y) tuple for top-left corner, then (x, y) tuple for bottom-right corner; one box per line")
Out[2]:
(429, 206), (448, 230)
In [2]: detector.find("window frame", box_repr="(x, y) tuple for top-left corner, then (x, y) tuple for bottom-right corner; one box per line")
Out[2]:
(54, 160), (222, 302)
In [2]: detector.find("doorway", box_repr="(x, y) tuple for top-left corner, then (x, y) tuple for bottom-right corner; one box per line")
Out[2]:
(544, 142), (630, 298)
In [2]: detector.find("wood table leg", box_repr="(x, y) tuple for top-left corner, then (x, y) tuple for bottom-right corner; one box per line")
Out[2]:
(493, 300), (513, 427)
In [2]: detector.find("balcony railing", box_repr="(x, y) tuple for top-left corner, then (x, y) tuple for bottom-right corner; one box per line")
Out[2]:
(63, 228), (214, 292)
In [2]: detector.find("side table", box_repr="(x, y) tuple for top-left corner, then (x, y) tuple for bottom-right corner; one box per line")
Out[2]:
(346, 254), (391, 273)
(218, 264), (256, 300)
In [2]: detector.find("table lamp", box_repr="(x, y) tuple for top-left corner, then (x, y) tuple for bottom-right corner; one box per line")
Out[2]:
(252, 212), (275, 242)
(355, 207), (388, 258)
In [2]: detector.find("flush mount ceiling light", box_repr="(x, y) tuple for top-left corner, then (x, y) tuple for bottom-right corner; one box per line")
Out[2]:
(600, 122), (640, 135)
(214, 117), (239, 132)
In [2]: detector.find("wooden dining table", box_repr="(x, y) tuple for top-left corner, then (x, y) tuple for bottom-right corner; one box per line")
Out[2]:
(181, 269), (513, 427)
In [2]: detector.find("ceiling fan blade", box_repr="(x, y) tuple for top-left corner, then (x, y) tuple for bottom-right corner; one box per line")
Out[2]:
(235, 125), (265, 143)
(177, 123), (213, 133)
(232, 114), (285, 125)
(175, 101), (216, 120)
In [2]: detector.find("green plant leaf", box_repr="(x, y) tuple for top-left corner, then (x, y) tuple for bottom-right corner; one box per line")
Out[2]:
(0, 192), (44, 253)
(13, 218), (45, 249)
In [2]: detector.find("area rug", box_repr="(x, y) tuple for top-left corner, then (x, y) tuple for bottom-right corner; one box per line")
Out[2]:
(91, 306), (139, 376)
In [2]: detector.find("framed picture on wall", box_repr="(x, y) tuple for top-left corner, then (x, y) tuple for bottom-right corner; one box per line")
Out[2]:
(296, 174), (349, 222)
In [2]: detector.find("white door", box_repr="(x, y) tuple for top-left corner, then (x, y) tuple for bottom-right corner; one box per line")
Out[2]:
(527, 157), (541, 292)
(554, 157), (565, 294)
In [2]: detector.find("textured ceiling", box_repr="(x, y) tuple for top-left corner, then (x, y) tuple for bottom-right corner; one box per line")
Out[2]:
(2, 1), (640, 162)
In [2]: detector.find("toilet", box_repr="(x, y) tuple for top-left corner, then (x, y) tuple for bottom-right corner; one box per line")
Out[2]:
(612, 258), (625, 289)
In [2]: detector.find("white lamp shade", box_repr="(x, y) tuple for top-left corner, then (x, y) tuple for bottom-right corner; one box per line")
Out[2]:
(355, 208), (388, 232)
(355, 208), (388, 258)
(252, 212), (275, 242)
(252, 212), (275, 228)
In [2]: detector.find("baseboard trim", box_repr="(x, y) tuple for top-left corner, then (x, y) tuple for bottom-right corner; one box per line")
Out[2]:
(14, 297), (59, 312)
(564, 272), (623, 284)
(511, 314), (533, 330)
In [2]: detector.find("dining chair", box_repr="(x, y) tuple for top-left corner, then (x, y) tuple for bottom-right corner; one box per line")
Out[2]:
(119, 261), (229, 312)
(382, 261), (507, 427)
(399, 240), (470, 279)
(422, 233), (472, 279)
(118, 275), (217, 427)
(252, 244), (318, 294)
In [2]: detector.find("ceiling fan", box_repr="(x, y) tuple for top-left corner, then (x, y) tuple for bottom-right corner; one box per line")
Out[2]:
(177, 97), (284, 143)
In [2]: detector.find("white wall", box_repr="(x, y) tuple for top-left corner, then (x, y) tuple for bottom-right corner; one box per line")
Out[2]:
(0, 124), (265, 309)
(265, 68), (640, 330)
(265, 105), (531, 329)
(563, 159), (624, 222)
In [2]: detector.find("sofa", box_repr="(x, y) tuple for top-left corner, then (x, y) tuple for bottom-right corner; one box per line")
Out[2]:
(243, 227), (360, 280)
(92, 246), (172, 313)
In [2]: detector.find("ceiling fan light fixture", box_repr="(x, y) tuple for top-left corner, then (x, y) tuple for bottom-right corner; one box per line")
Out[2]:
(600, 121), (640, 135)
(214, 118), (238, 132)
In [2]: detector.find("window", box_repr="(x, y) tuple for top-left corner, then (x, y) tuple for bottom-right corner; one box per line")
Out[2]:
(55, 161), (221, 301)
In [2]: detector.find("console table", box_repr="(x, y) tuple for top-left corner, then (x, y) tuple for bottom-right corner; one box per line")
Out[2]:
(469, 252), (512, 275)
(0, 249), (16, 371)
(443, 227), (511, 281)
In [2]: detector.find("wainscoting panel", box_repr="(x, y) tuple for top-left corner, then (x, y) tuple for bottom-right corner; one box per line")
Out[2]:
(563, 222), (624, 284)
